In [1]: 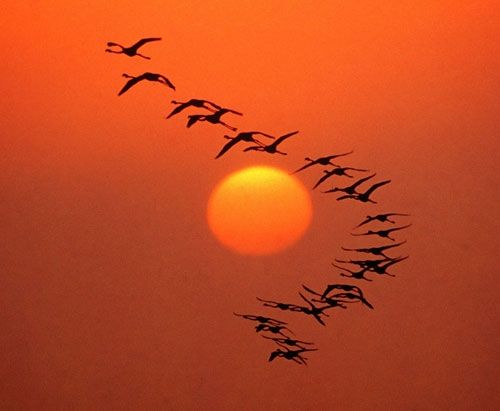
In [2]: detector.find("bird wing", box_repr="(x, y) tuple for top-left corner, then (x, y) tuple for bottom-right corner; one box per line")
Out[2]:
(268, 350), (281, 362)
(350, 173), (377, 190)
(312, 171), (334, 190)
(186, 115), (201, 128)
(118, 75), (144, 95)
(215, 137), (241, 159)
(292, 159), (318, 174)
(274, 130), (299, 145)
(385, 213), (411, 217)
(388, 224), (412, 233)
(166, 102), (191, 118)
(132, 37), (162, 49)
(301, 285), (321, 297)
(363, 179), (391, 196)
(381, 240), (407, 250)
(242, 145), (262, 152)
(355, 217), (374, 228)
(158, 75), (175, 90)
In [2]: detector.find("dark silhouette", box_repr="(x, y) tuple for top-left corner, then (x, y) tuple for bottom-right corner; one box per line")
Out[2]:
(319, 284), (373, 309)
(356, 213), (410, 228)
(233, 313), (287, 325)
(269, 344), (318, 365)
(337, 180), (391, 203)
(216, 131), (274, 159)
(187, 108), (241, 131)
(334, 256), (396, 271)
(256, 297), (299, 311)
(166, 99), (227, 119)
(328, 292), (374, 309)
(293, 151), (354, 174)
(118, 72), (175, 96)
(255, 323), (294, 337)
(301, 285), (349, 309)
(366, 256), (409, 277)
(341, 241), (407, 258)
(243, 130), (299, 155)
(322, 173), (376, 194)
(332, 262), (372, 281)
(351, 224), (412, 241)
(313, 167), (369, 190)
(105, 37), (161, 59)
(262, 336), (315, 349)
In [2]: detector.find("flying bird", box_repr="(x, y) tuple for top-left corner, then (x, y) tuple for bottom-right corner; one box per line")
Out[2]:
(118, 72), (175, 96)
(355, 213), (411, 228)
(293, 151), (354, 174)
(351, 224), (412, 241)
(216, 131), (274, 159)
(313, 166), (369, 190)
(105, 37), (161, 59)
(341, 241), (407, 258)
(322, 173), (376, 195)
(301, 285), (349, 309)
(255, 323), (294, 337)
(233, 313), (287, 325)
(166, 99), (225, 119)
(337, 180), (391, 203)
(331, 263), (372, 281)
(243, 130), (299, 155)
(268, 344), (318, 365)
(187, 108), (241, 131)
(261, 336), (315, 349)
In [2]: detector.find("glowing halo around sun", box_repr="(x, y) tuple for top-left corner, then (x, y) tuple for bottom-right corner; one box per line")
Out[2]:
(207, 165), (313, 255)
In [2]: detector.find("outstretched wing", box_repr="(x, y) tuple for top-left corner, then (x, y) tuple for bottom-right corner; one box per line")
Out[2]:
(118, 75), (144, 96)
(388, 224), (412, 233)
(186, 115), (202, 128)
(158, 75), (176, 90)
(132, 37), (162, 49)
(292, 159), (318, 174)
(215, 137), (241, 159)
(312, 171), (334, 190)
(363, 179), (391, 196)
(274, 130), (299, 145)
(166, 102), (191, 119)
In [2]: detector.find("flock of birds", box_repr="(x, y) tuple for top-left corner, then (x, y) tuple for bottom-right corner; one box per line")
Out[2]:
(106, 37), (412, 365)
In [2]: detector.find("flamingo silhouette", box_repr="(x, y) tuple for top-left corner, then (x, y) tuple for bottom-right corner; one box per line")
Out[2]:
(337, 180), (391, 203)
(313, 166), (369, 190)
(268, 344), (318, 365)
(118, 72), (175, 96)
(187, 108), (241, 131)
(216, 131), (274, 159)
(356, 213), (410, 228)
(332, 262), (372, 281)
(105, 37), (161, 59)
(341, 241), (407, 258)
(351, 224), (412, 241)
(255, 323), (294, 337)
(322, 173), (376, 194)
(166, 99), (225, 119)
(293, 151), (354, 174)
(243, 131), (299, 155)
(233, 313), (287, 325)
(261, 335), (315, 350)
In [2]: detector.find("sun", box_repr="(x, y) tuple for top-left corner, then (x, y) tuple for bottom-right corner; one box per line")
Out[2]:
(207, 165), (313, 255)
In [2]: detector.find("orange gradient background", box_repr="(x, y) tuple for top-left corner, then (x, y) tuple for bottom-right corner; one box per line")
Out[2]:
(1, 1), (499, 410)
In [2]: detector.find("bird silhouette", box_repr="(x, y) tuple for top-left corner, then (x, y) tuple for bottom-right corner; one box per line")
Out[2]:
(118, 72), (175, 96)
(366, 256), (409, 276)
(293, 151), (354, 174)
(341, 241), (407, 258)
(187, 108), (241, 131)
(255, 323), (294, 337)
(313, 166), (369, 190)
(105, 37), (161, 59)
(334, 256), (396, 271)
(319, 284), (373, 308)
(261, 335), (315, 349)
(256, 297), (299, 311)
(291, 293), (333, 326)
(233, 313), (287, 325)
(268, 344), (318, 365)
(216, 131), (274, 159)
(301, 285), (349, 309)
(351, 224), (412, 241)
(337, 180), (391, 203)
(322, 173), (376, 194)
(355, 213), (410, 228)
(166, 99), (225, 119)
(243, 130), (299, 155)
(332, 263), (372, 281)
(326, 292), (374, 309)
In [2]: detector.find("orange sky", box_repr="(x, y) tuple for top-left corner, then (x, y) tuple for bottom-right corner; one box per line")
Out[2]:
(1, 1), (499, 409)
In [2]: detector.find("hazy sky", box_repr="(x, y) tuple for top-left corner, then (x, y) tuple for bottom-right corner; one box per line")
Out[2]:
(1, 1), (499, 410)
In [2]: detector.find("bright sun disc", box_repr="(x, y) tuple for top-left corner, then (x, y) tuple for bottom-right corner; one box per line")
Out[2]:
(207, 166), (313, 255)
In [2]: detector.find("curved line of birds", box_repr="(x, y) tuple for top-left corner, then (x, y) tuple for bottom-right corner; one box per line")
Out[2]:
(106, 37), (412, 366)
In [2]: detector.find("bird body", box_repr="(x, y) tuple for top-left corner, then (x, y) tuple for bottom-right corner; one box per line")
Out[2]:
(351, 224), (412, 241)
(337, 180), (391, 203)
(244, 130), (299, 155)
(166, 99), (223, 118)
(293, 151), (354, 174)
(216, 131), (274, 159)
(187, 108), (240, 131)
(313, 166), (369, 190)
(105, 37), (161, 59)
(118, 72), (175, 96)
(356, 213), (410, 228)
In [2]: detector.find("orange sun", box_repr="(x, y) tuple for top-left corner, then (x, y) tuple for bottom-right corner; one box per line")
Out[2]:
(207, 165), (313, 255)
